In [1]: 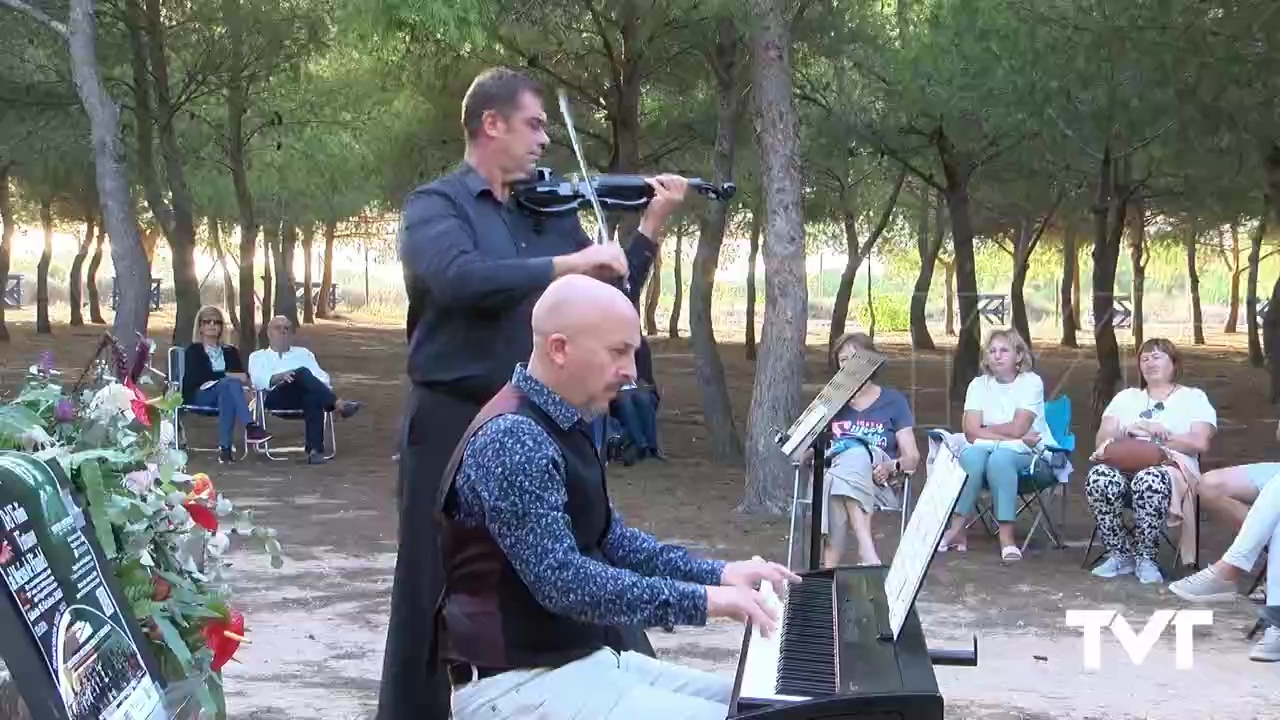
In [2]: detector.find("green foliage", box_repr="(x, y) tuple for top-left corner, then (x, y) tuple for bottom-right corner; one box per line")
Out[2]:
(856, 293), (910, 333)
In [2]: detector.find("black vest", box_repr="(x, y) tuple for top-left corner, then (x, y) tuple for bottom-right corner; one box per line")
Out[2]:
(434, 383), (625, 670)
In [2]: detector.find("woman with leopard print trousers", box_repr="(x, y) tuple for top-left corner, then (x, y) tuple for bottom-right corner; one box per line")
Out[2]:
(1086, 338), (1217, 585)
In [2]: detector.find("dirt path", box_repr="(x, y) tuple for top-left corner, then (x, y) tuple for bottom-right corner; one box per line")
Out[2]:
(3, 318), (1280, 718)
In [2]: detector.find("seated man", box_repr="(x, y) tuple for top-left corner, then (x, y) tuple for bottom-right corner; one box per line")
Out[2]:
(437, 275), (796, 719)
(247, 316), (360, 464)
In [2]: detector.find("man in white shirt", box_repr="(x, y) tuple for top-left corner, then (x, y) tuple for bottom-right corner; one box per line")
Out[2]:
(248, 316), (360, 463)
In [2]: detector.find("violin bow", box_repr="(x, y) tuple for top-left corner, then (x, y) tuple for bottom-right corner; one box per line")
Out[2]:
(557, 89), (630, 293)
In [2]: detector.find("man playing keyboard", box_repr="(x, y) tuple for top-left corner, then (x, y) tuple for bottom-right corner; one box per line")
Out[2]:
(435, 274), (798, 719)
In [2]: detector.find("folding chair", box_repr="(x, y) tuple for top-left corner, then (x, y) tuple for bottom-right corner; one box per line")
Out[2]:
(165, 346), (248, 459)
(926, 394), (1076, 553)
(251, 388), (337, 461)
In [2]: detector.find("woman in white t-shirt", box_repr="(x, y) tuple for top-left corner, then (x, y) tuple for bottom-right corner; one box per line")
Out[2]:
(937, 328), (1057, 562)
(1086, 338), (1217, 585)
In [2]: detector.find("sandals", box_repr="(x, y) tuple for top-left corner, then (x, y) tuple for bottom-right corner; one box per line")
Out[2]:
(937, 540), (968, 553)
(1001, 546), (1023, 562)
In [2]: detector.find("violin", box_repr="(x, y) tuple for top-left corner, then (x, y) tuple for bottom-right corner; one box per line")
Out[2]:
(511, 168), (737, 216)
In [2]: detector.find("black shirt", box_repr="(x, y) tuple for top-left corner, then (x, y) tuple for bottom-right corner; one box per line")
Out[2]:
(180, 343), (245, 403)
(399, 162), (657, 402)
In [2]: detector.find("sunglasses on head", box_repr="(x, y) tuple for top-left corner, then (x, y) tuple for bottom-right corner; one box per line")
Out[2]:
(1139, 401), (1165, 419)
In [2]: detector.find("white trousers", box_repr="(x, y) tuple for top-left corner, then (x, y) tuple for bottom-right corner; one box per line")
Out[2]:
(451, 648), (734, 720)
(1222, 469), (1280, 600)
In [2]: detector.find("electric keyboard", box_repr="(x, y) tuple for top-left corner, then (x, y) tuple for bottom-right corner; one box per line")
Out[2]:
(727, 565), (976, 720)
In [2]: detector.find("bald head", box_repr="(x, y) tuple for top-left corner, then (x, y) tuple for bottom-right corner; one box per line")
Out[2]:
(532, 274), (637, 341)
(527, 275), (641, 415)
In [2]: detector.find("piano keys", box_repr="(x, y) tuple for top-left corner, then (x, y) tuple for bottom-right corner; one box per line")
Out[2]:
(727, 565), (976, 720)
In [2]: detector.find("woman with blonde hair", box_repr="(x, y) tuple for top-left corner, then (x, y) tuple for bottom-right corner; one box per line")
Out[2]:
(937, 327), (1057, 561)
(181, 305), (270, 461)
(819, 332), (920, 567)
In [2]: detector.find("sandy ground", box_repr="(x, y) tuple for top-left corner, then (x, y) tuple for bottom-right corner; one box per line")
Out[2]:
(3, 315), (1280, 719)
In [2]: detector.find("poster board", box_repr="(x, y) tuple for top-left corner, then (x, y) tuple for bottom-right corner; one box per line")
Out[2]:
(0, 451), (169, 720)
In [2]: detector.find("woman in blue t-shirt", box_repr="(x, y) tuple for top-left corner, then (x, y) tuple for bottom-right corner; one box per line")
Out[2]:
(820, 332), (920, 567)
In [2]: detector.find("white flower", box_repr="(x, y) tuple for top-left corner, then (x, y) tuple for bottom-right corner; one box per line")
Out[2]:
(207, 532), (230, 557)
(19, 427), (53, 451)
(88, 383), (135, 422)
(123, 469), (156, 495)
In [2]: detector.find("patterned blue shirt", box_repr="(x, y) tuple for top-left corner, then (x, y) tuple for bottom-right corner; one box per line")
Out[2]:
(451, 364), (726, 628)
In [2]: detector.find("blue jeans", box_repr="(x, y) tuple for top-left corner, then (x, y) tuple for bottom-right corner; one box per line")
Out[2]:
(193, 377), (253, 449)
(955, 445), (1054, 523)
(264, 367), (335, 453)
(613, 387), (659, 452)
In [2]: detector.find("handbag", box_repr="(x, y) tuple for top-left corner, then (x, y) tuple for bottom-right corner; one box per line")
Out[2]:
(1098, 437), (1166, 473)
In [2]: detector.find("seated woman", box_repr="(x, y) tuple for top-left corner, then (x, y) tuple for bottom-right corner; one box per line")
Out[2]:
(1086, 337), (1216, 584)
(181, 305), (270, 462)
(820, 332), (919, 567)
(937, 328), (1056, 562)
(1168, 474), (1280, 661)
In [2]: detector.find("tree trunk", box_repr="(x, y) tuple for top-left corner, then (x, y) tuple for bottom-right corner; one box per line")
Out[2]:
(317, 220), (336, 319)
(689, 16), (746, 463)
(742, 0), (807, 515)
(209, 217), (239, 331)
(745, 199), (761, 360)
(1186, 227), (1204, 346)
(1060, 222), (1078, 348)
(66, 0), (152, 345)
(937, 131), (980, 403)
(910, 190), (942, 351)
(1072, 255), (1081, 326)
(87, 221), (105, 324)
(1129, 196), (1146, 348)
(1225, 223), (1242, 334)
(302, 223), (315, 324)
(1248, 216), (1266, 367)
(1268, 273), (1280, 403)
(0, 163), (12, 342)
(37, 199), (52, 335)
(669, 229), (683, 339)
(830, 211), (863, 359)
(258, 223), (276, 348)
(644, 252), (662, 335)
(1010, 220), (1033, 350)
(69, 213), (94, 326)
(275, 219), (299, 327)
(225, 0), (257, 352)
(1091, 146), (1127, 416)
(942, 258), (955, 336)
(828, 170), (905, 366)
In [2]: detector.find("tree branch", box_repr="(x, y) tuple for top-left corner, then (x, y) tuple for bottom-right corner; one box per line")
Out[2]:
(0, 0), (68, 38)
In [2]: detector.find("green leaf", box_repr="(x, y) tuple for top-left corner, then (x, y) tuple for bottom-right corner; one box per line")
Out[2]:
(78, 461), (119, 559)
(152, 612), (194, 669)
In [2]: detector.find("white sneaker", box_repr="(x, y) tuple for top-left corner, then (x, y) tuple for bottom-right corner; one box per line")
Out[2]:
(1135, 557), (1164, 584)
(1168, 565), (1239, 603)
(1250, 627), (1280, 662)
(1092, 555), (1135, 578)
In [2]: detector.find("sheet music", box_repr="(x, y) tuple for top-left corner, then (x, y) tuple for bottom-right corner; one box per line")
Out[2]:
(884, 442), (967, 639)
(775, 350), (885, 460)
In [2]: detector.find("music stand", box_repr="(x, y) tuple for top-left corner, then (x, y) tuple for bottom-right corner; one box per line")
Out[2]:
(772, 348), (885, 572)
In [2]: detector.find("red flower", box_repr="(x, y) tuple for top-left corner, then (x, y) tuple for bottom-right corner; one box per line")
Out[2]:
(201, 611), (246, 671)
(123, 379), (152, 427)
(183, 502), (218, 532)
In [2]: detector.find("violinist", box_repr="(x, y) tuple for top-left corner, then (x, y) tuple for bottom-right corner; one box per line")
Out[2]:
(378, 66), (688, 720)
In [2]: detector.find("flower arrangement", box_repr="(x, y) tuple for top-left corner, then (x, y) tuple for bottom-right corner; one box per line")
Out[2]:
(0, 336), (284, 718)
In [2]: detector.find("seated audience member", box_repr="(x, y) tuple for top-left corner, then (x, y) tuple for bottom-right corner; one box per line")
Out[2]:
(182, 305), (270, 462)
(937, 328), (1056, 562)
(248, 316), (361, 464)
(1196, 419), (1280, 538)
(1086, 338), (1216, 584)
(1168, 473), (1280, 661)
(820, 332), (919, 567)
(439, 275), (796, 719)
